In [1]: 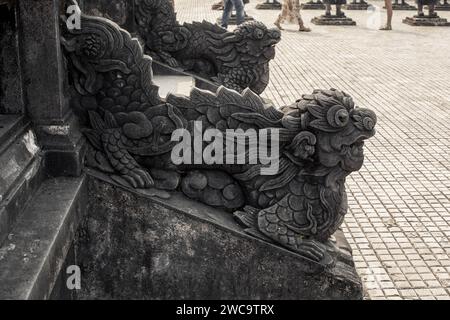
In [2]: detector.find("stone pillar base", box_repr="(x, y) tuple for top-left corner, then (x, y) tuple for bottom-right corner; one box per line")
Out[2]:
(301, 2), (326, 10)
(385, 3), (417, 10)
(403, 15), (450, 26)
(68, 175), (364, 300)
(436, 3), (450, 10)
(256, 1), (282, 9)
(345, 3), (371, 10)
(312, 15), (357, 25)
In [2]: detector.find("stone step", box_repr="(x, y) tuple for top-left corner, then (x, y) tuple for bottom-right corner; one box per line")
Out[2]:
(0, 175), (87, 299)
(0, 115), (43, 246)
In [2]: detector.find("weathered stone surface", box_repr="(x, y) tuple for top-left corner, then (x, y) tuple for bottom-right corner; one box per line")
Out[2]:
(0, 3), (24, 114)
(16, 0), (86, 177)
(387, 0), (417, 10)
(301, 1), (326, 9)
(0, 176), (87, 299)
(311, 14), (357, 25)
(436, 0), (450, 10)
(256, 0), (282, 10)
(71, 175), (363, 300)
(0, 116), (43, 246)
(345, 0), (370, 10)
(403, 15), (450, 25)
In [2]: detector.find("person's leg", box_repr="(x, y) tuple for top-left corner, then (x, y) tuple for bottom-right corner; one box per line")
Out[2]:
(429, 3), (436, 16)
(231, 0), (245, 25)
(221, 0), (233, 28)
(336, 4), (343, 16)
(418, 3), (424, 16)
(325, 3), (332, 16)
(294, 0), (311, 31)
(380, 0), (393, 30)
(275, 0), (288, 29)
(274, 14), (285, 29)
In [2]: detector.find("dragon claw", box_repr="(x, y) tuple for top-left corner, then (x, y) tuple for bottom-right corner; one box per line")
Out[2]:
(294, 240), (334, 266)
(165, 57), (179, 68)
(123, 169), (154, 189)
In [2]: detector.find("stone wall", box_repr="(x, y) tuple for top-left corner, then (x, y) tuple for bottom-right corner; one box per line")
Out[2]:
(0, 2), (24, 114)
(70, 175), (363, 300)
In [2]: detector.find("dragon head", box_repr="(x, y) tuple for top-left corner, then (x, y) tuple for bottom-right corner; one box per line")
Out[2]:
(224, 21), (281, 61)
(282, 89), (376, 185)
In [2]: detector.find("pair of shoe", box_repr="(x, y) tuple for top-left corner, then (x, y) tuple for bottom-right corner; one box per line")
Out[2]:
(379, 25), (392, 31)
(274, 22), (311, 32)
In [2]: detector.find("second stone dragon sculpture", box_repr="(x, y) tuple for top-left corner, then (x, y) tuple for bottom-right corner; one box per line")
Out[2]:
(61, 7), (376, 267)
(134, 0), (281, 94)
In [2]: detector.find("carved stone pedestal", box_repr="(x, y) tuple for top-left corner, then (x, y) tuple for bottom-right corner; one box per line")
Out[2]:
(312, 14), (357, 25)
(68, 176), (364, 300)
(403, 14), (450, 25)
(59, 5), (376, 301)
(256, 0), (282, 9)
(385, 0), (417, 10)
(345, 0), (371, 10)
(301, 1), (326, 9)
(436, 0), (450, 10)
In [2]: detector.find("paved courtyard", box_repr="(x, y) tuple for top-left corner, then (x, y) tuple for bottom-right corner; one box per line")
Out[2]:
(174, 0), (450, 299)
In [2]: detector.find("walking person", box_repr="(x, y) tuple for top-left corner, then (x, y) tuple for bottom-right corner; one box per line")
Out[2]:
(380, 0), (393, 30)
(274, 0), (311, 32)
(221, 0), (245, 29)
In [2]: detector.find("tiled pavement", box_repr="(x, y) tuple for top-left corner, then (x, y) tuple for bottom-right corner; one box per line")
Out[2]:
(175, 0), (450, 299)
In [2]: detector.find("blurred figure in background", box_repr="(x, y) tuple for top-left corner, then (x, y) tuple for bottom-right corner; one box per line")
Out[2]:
(221, 0), (245, 28)
(274, 0), (311, 32)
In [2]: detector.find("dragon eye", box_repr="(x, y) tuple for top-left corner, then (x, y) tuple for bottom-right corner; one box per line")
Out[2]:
(327, 105), (349, 128)
(254, 29), (264, 39)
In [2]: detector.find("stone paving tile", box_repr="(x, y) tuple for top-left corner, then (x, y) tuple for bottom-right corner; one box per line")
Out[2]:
(175, 0), (450, 300)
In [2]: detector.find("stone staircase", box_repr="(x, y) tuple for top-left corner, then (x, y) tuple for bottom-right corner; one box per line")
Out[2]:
(0, 115), (88, 299)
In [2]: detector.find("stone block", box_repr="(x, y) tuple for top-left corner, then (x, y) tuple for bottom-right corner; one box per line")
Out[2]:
(0, 116), (43, 246)
(436, 1), (450, 10)
(345, 2), (371, 10)
(312, 15), (357, 25)
(301, 1), (326, 9)
(403, 15), (450, 26)
(256, 0), (282, 9)
(0, 3), (24, 114)
(387, 3), (418, 10)
(0, 176), (88, 299)
(71, 175), (363, 300)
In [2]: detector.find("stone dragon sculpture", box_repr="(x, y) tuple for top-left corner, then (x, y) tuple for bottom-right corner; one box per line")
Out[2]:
(61, 7), (376, 267)
(134, 0), (281, 94)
